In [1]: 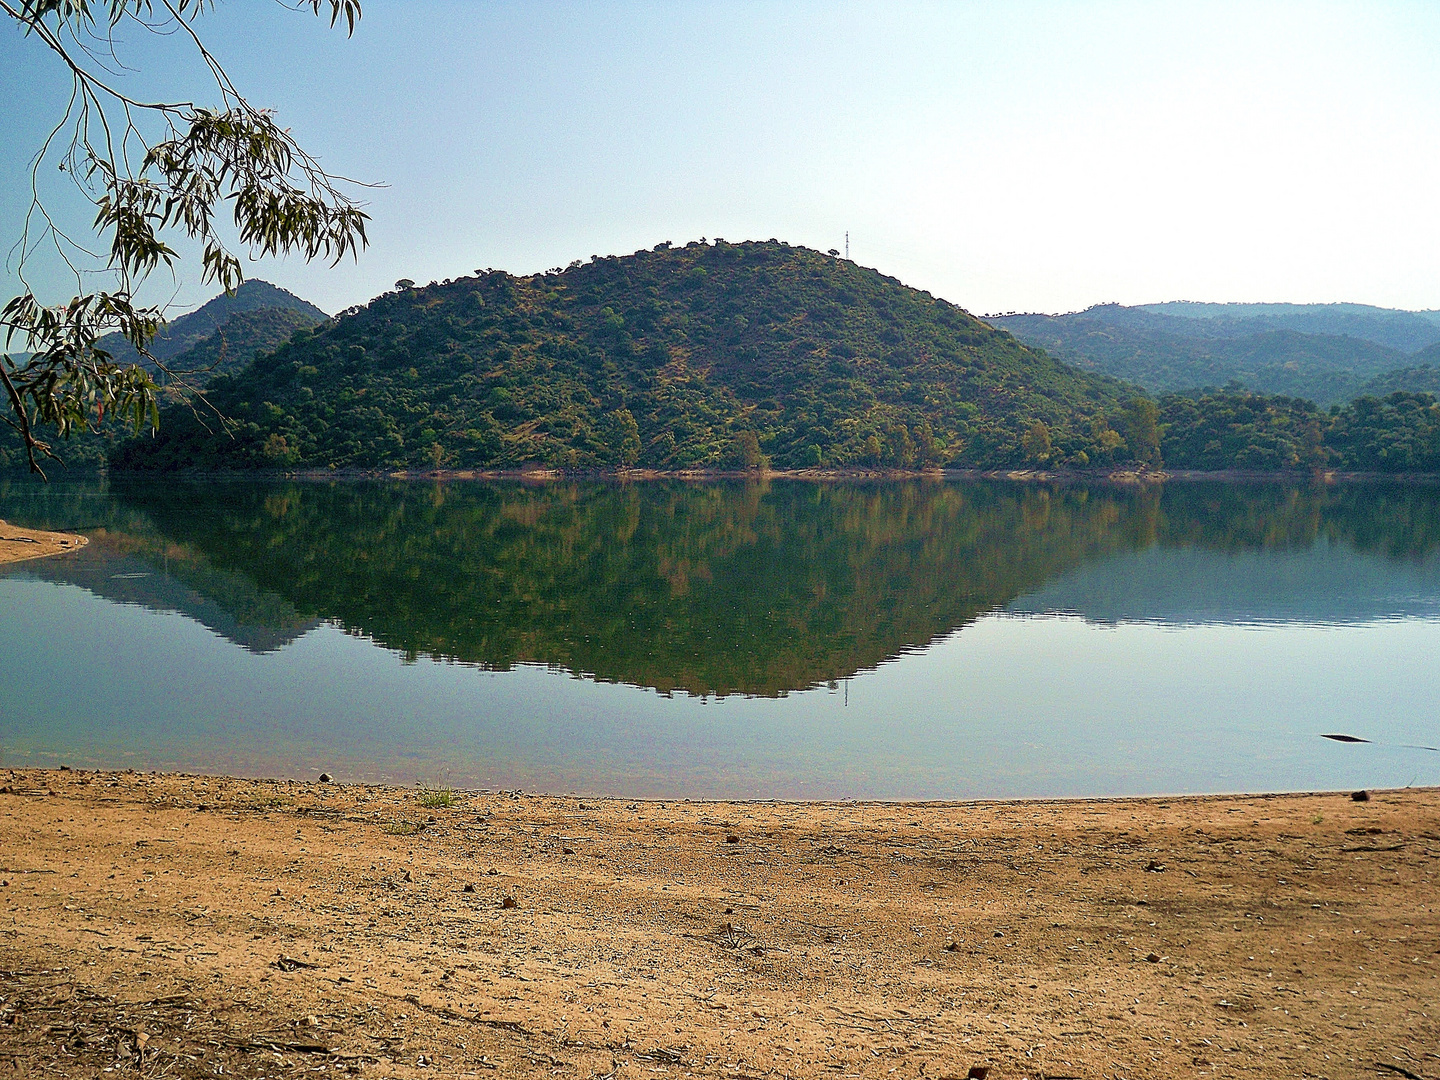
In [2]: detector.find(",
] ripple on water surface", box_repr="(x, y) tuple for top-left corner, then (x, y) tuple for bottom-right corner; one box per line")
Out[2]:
(1, 476), (1438, 797)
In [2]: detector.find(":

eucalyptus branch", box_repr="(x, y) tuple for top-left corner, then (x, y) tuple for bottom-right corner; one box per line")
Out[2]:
(3, 0), (368, 476)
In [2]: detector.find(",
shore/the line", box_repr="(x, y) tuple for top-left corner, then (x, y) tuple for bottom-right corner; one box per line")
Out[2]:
(1, 769), (1435, 1078)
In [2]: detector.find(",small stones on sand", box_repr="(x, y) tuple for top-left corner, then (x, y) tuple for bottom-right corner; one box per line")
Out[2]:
(1, 770), (1435, 1079)
(271, 955), (320, 972)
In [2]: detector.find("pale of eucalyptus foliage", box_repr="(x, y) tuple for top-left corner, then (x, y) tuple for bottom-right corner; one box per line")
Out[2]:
(1, 0), (368, 476)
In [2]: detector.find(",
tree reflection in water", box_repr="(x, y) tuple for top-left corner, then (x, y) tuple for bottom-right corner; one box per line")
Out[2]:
(5, 477), (1440, 696)
(3, 477), (1440, 796)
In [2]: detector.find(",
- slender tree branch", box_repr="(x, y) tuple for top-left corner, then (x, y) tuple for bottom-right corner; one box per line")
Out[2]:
(2, 0), (368, 476)
(0, 361), (59, 479)
(0, 2), (194, 111)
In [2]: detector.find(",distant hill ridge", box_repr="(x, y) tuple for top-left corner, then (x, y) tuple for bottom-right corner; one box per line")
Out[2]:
(99, 280), (328, 367)
(1351, 340), (1440, 399)
(994, 302), (1440, 407)
(1, 280), (328, 471)
(1137, 301), (1440, 352)
(161, 306), (325, 384)
(115, 240), (1136, 472)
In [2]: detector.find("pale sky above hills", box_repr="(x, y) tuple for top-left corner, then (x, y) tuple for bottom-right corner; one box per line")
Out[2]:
(3, 1), (1439, 318)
